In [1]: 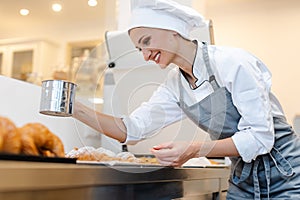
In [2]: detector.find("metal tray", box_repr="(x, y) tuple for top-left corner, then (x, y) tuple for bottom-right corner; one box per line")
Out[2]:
(76, 160), (163, 168)
(0, 153), (77, 164)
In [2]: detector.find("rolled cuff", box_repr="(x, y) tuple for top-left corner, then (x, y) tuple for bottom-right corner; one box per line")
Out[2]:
(231, 130), (272, 163)
(120, 116), (143, 145)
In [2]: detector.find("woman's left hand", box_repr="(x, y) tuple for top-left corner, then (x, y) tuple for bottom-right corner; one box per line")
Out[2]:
(150, 141), (201, 167)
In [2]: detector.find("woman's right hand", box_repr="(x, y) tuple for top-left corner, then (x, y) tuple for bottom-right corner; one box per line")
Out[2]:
(150, 141), (201, 167)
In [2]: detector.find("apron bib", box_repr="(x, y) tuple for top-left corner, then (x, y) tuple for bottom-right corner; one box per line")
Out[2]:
(177, 43), (241, 140)
(177, 42), (300, 200)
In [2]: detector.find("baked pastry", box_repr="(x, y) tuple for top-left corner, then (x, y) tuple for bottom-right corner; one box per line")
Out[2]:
(66, 146), (159, 165)
(66, 146), (118, 161)
(18, 123), (65, 157)
(0, 130), (2, 150)
(136, 156), (159, 165)
(0, 116), (22, 154)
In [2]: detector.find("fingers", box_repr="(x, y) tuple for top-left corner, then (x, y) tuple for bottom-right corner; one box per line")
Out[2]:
(150, 141), (198, 167)
(151, 148), (174, 158)
(151, 145), (182, 166)
(152, 141), (174, 150)
(155, 157), (182, 167)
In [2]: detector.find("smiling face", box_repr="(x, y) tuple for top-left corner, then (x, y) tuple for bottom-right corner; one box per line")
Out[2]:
(129, 27), (180, 69)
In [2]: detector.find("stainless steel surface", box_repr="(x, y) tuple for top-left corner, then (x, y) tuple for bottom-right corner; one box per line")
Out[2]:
(39, 80), (76, 117)
(0, 161), (230, 200)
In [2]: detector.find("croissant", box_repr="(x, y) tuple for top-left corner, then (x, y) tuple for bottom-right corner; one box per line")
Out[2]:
(18, 123), (65, 157)
(0, 116), (22, 154)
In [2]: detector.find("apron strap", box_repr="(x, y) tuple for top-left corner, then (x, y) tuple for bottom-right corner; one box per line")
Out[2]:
(231, 158), (253, 183)
(253, 156), (271, 200)
(202, 42), (220, 91)
(233, 157), (270, 200)
(262, 156), (271, 200)
(178, 72), (184, 105)
(252, 159), (261, 200)
(270, 147), (295, 177)
(232, 148), (294, 200)
(178, 42), (221, 104)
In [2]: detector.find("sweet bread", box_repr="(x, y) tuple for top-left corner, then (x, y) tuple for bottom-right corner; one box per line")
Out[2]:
(0, 116), (65, 157)
(66, 146), (117, 161)
(18, 123), (65, 157)
(0, 116), (22, 154)
(66, 146), (159, 165)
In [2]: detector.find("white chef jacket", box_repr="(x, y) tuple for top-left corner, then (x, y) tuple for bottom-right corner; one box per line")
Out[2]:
(122, 41), (286, 163)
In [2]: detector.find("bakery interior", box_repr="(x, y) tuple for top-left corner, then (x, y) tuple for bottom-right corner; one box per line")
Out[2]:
(0, 0), (300, 199)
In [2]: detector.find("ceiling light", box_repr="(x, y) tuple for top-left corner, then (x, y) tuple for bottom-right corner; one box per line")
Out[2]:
(88, 0), (98, 7)
(20, 9), (30, 16)
(52, 3), (62, 12)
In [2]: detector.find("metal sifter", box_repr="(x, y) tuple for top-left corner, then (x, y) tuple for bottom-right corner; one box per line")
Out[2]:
(39, 80), (77, 117)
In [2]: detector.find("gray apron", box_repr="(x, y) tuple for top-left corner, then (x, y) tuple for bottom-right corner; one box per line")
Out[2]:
(177, 43), (300, 199)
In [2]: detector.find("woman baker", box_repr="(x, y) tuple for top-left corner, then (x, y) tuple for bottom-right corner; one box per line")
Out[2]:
(73, 0), (300, 199)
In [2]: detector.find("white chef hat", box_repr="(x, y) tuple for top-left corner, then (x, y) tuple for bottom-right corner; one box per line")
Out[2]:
(128, 0), (208, 39)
